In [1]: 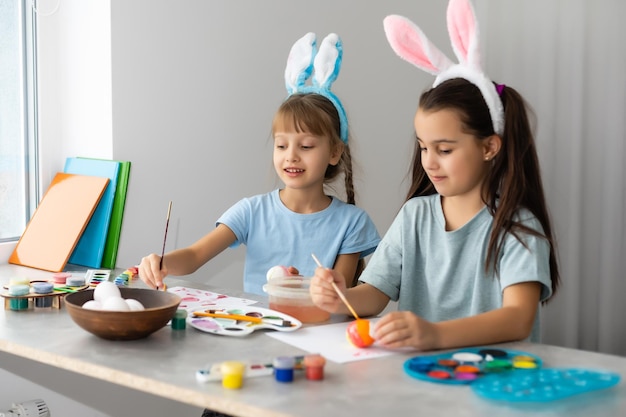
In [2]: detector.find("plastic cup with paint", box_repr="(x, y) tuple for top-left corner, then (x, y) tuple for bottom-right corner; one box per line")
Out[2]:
(263, 277), (330, 323)
(221, 361), (246, 389)
(32, 282), (55, 308)
(273, 356), (296, 383)
(171, 309), (187, 330)
(303, 354), (326, 381)
(8, 284), (30, 311)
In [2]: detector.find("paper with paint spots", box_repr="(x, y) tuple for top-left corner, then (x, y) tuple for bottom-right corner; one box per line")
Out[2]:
(167, 286), (258, 312)
(266, 320), (409, 363)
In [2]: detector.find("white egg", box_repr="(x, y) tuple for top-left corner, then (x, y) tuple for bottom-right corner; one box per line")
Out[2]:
(101, 296), (131, 311)
(125, 298), (145, 311)
(93, 281), (122, 302)
(82, 300), (102, 310)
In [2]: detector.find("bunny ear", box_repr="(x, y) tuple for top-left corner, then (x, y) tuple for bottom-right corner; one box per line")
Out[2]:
(447, 0), (480, 69)
(383, 15), (454, 76)
(285, 32), (317, 94)
(313, 33), (342, 89)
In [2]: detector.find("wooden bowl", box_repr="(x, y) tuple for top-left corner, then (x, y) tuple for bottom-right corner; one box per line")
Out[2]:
(64, 287), (181, 340)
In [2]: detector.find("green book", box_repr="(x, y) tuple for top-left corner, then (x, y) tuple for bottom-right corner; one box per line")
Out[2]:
(79, 158), (131, 269)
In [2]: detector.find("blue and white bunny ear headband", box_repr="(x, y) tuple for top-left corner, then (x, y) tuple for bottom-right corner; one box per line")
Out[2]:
(284, 32), (349, 144)
(383, 0), (504, 136)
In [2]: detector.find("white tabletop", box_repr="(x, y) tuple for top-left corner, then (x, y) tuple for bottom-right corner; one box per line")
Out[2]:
(1, 264), (625, 417)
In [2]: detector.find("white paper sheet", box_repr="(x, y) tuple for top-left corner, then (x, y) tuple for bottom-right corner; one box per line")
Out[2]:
(266, 320), (405, 363)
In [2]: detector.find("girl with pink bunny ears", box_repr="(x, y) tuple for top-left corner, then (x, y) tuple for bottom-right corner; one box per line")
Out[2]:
(310, 0), (560, 351)
(139, 32), (380, 296)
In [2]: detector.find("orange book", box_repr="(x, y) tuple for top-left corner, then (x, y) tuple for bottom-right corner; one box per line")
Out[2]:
(9, 172), (109, 272)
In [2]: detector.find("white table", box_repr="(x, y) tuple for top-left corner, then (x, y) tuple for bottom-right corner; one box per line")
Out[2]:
(1, 264), (625, 417)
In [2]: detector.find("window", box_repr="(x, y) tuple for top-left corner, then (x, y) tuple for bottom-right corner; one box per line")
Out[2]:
(0, 0), (38, 242)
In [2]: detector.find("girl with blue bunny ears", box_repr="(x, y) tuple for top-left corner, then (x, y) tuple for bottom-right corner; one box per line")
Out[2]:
(139, 33), (380, 295)
(311, 0), (560, 351)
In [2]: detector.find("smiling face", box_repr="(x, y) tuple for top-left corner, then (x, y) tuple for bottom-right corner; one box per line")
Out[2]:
(272, 128), (341, 192)
(414, 108), (493, 202)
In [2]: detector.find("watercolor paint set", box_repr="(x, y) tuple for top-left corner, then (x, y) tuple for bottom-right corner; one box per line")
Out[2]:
(404, 347), (620, 402)
(187, 306), (302, 336)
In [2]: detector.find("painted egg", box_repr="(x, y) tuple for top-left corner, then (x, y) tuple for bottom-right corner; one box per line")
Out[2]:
(93, 281), (121, 302)
(346, 319), (375, 348)
(266, 265), (299, 281)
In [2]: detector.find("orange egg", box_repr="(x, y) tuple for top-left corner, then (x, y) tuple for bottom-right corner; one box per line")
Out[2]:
(346, 319), (375, 348)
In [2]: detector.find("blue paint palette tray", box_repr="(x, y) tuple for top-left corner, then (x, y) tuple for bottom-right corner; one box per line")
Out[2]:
(404, 347), (542, 385)
(471, 367), (620, 402)
(404, 347), (621, 402)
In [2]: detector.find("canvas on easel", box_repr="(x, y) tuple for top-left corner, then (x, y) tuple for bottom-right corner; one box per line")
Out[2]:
(9, 172), (109, 272)
(64, 157), (120, 268)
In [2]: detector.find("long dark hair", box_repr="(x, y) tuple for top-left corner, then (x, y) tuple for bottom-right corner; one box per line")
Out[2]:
(272, 93), (364, 286)
(406, 79), (560, 301)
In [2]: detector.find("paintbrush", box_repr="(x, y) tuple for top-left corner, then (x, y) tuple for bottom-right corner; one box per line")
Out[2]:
(192, 311), (293, 327)
(156, 201), (172, 291)
(159, 201), (172, 271)
(311, 253), (361, 320)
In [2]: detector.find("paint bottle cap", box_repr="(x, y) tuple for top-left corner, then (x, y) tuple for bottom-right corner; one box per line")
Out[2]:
(303, 354), (326, 367)
(8, 284), (30, 296)
(9, 277), (30, 286)
(32, 282), (54, 294)
(52, 272), (71, 284)
(67, 277), (85, 287)
(273, 356), (296, 369)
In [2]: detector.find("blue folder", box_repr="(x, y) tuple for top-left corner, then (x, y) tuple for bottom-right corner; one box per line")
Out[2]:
(64, 157), (120, 268)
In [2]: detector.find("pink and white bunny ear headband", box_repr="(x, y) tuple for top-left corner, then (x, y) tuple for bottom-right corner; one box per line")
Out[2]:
(284, 32), (349, 143)
(383, 0), (504, 136)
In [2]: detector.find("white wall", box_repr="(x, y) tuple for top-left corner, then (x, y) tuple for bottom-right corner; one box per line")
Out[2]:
(111, 0), (442, 290)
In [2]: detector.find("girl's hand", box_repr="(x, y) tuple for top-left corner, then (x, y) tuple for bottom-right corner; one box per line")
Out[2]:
(138, 253), (168, 290)
(309, 266), (346, 313)
(373, 311), (440, 351)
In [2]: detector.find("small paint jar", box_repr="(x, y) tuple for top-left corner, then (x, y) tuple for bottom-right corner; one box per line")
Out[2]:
(171, 309), (187, 330)
(67, 276), (85, 287)
(52, 272), (71, 285)
(32, 282), (54, 308)
(9, 277), (30, 286)
(273, 356), (296, 383)
(303, 354), (326, 381)
(8, 284), (30, 311)
(221, 361), (246, 389)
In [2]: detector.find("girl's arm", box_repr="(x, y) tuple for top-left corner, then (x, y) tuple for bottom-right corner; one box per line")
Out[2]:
(332, 253), (360, 288)
(139, 223), (237, 289)
(374, 281), (542, 351)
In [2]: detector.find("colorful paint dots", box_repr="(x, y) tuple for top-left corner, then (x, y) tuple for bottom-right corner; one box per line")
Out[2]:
(403, 348), (543, 386)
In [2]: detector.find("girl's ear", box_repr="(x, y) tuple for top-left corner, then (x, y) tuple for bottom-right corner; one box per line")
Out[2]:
(329, 141), (344, 166)
(483, 134), (502, 161)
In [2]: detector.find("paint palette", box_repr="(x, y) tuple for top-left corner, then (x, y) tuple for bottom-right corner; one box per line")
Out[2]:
(471, 368), (621, 402)
(187, 306), (302, 337)
(403, 347), (543, 385)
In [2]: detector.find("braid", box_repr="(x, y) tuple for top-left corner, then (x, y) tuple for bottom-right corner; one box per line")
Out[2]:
(341, 145), (356, 205)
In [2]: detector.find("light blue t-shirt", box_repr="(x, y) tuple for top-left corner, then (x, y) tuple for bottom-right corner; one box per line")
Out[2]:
(217, 189), (381, 295)
(359, 194), (552, 342)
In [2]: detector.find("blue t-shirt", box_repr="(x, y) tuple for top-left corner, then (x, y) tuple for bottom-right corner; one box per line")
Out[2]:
(360, 194), (552, 342)
(217, 189), (381, 295)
